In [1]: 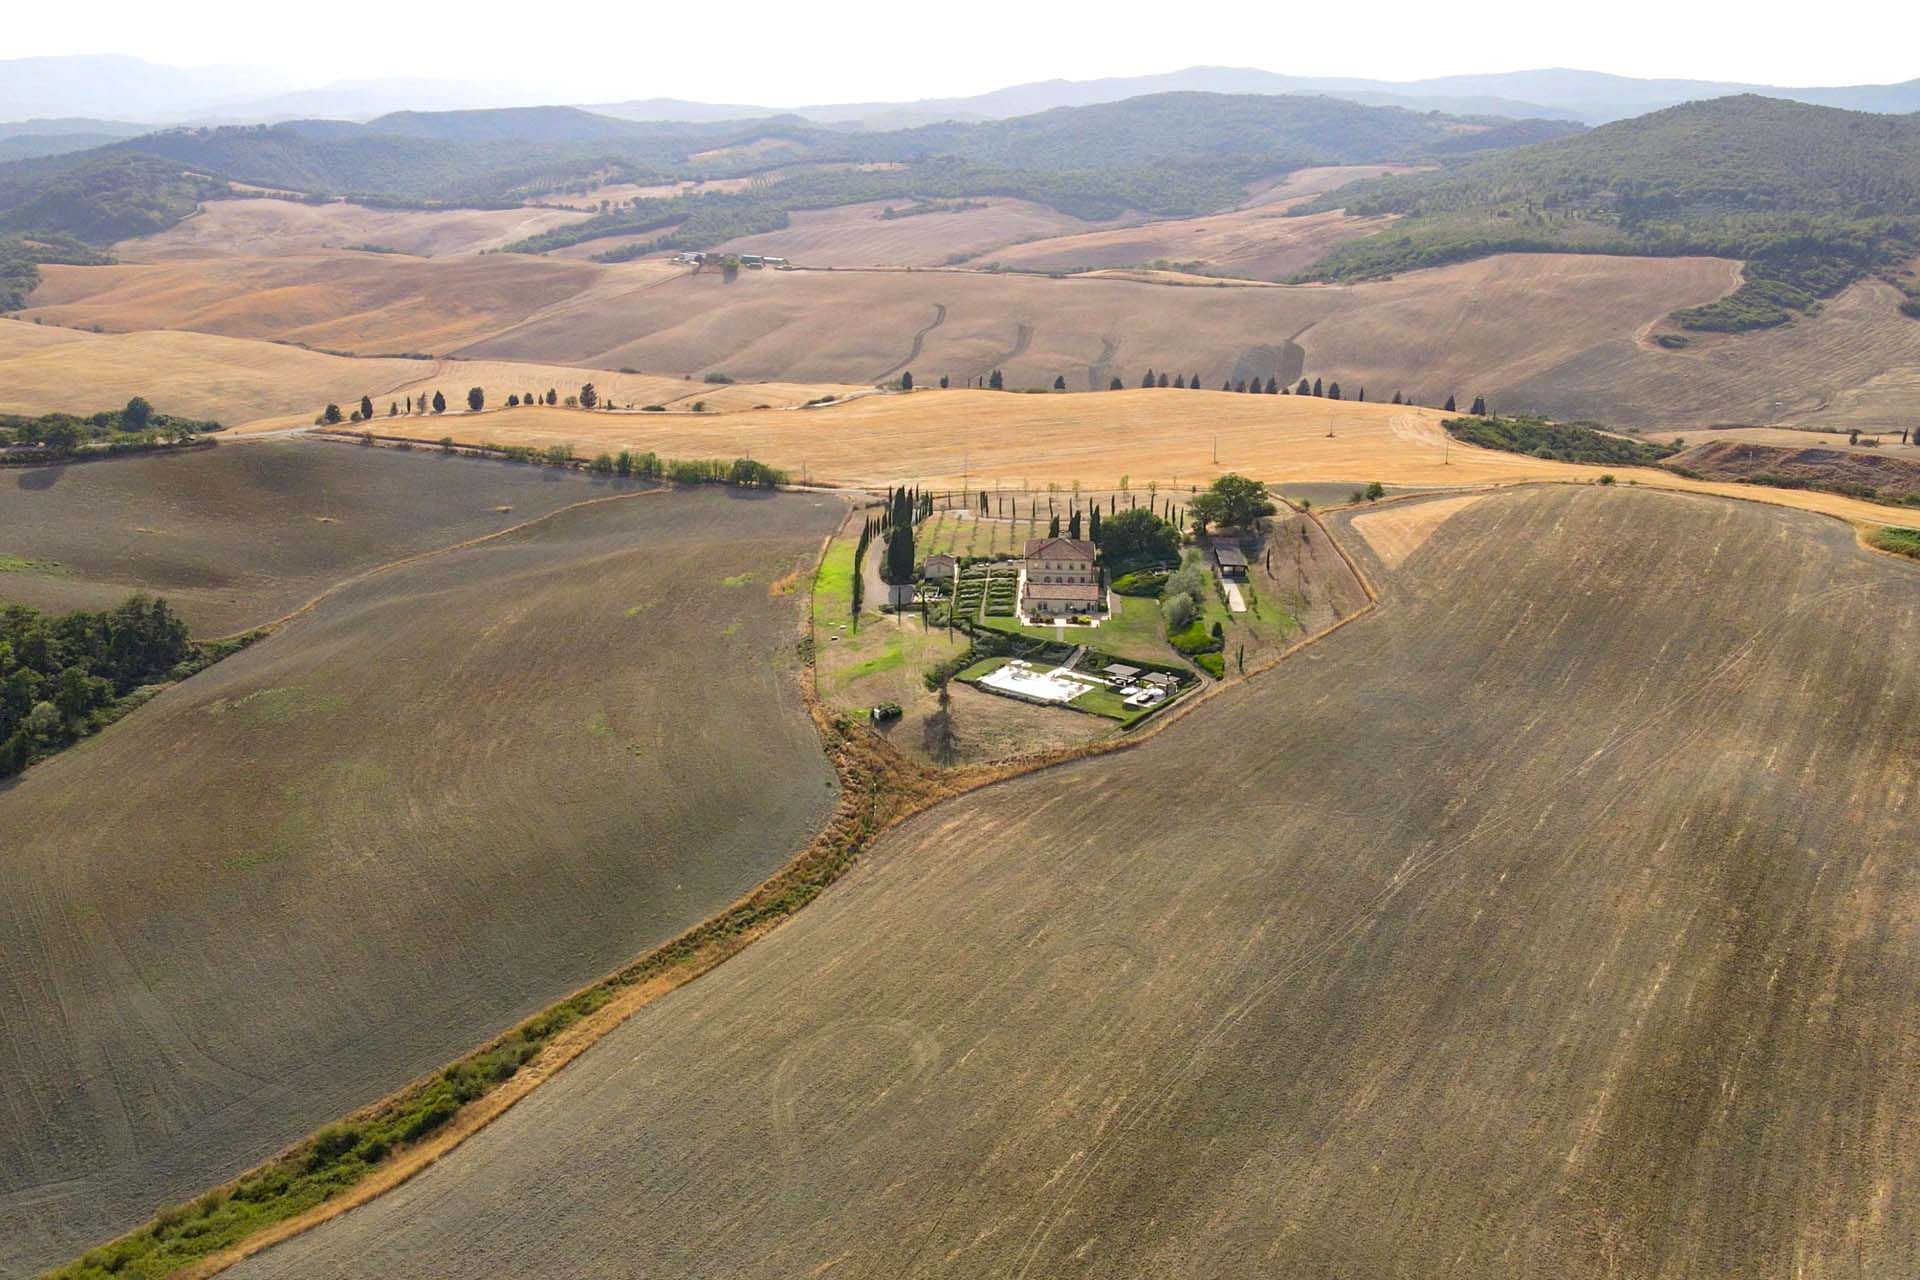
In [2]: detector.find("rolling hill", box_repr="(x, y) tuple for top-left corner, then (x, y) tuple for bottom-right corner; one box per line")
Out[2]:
(219, 484), (1920, 1279)
(1300, 95), (1920, 330)
(0, 93), (1576, 252)
(0, 444), (843, 1275)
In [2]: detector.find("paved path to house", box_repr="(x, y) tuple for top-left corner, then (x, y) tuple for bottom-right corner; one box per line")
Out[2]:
(1223, 581), (1248, 613)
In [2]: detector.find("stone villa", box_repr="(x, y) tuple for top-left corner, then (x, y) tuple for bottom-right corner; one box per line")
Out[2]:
(1022, 536), (1103, 619)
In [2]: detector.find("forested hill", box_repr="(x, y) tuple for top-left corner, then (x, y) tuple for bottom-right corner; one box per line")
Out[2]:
(1298, 95), (1920, 329)
(0, 92), (1578, 247)
(504, 93), (1581, 255)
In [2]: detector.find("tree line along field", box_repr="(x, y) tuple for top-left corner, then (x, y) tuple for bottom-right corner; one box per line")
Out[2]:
(363, 390), (1920, 530)
(221, 484), (1920, 1279)
(0, 318), (857, 431)
(0, 453), (844, 1277)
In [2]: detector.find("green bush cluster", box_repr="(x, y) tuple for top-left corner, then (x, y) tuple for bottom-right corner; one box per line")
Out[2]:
(1110, 570), (1168, 597)
(1866, 526), (1920, 558)
(0, 400), (216, 453)
(1, 595), (197, 777)
(1444, 415), (1680, 466)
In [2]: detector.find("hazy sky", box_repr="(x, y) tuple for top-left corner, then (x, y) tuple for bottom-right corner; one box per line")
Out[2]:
(11, 0), (1918, 103)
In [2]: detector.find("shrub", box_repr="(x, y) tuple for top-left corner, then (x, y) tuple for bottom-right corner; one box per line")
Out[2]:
(1111, 570), (1168, 597)
(703, 372), (735, 384)
(1193, 652), (1226, 678)
(1162, 591), (1197, 631)
(1868, 526), (1920, 559)
(589, 453), (615, 475)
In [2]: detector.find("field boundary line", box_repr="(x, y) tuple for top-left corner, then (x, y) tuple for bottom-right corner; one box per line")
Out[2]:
(201, 481), (670, 645)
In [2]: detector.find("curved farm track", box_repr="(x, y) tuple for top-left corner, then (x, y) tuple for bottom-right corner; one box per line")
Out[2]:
(874, 302), (947, 381)
(230, 485), (1920, 1279)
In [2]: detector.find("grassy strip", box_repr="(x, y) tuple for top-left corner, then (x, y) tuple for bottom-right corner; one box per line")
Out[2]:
(1866, 526), (1920, 560)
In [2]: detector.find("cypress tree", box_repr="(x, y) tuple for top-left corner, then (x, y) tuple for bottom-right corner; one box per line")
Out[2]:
(1444, 395), (1457, 411)
(1089, 505), (1102, 542)
(1471, 396), (1488, 415)
(1173, 374), (1186, 389)
(1297, 378), (1311, 396)
(1054, 374), (1067, 390)
(1312, 378), (1323, 397)
(1049, 514), (1061, 537)
(1142, 368), (1156, 388)
(1110, 376), (1124, 390)
(1068, 511), (1082, 539)
(1158, 372), (1169, 388)
(989, 369), (1004, 390)
(1265, 377), (1278, 394)
(1189, 373), (1200, 388)
(1328, 382), (1342, 400)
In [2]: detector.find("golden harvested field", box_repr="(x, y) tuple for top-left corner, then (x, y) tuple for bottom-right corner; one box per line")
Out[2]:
(1487, 270), (1920, 433)
(459, 253), (1740, 405)
(23, 252), (607, 353)
(227, 485), (1920, 1280)
(715, 198), (1108, 268)
(376, 389), (1919, 528)
(0, 320), (852, 428)
(963, 167), (1426, 278)
(118, 199), (593, 259)
(1237, 163), (1435, 208)
(25, 239), (1920, 432)
(0, 449), (844, 1275)
(1348, 492), (1490, 569)
(971, 205), (1396, 281)
(0, 320), (435, 425)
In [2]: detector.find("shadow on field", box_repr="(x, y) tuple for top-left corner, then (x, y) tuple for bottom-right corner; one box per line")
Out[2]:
(14, 467), (62, 491)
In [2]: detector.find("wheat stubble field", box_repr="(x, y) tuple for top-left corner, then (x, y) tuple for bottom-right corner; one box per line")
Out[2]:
(0, 447), (844, 1275)
(225, 485), (1920, 1280)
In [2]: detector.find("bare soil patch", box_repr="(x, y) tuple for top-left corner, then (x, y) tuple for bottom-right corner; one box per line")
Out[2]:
(0, 472), (842, 1276)
(0, 439), (614, 632)
(227, 485), (1920, 1279)
(716, 198), (1106, 268)
(1669, 438), (1920, 501)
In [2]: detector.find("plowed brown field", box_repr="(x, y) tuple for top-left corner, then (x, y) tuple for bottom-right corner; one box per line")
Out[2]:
(226, 484), (1920, 1280)
(0, 453), (843, 1277)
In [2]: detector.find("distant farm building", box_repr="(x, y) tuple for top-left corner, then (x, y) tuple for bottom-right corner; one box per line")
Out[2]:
(1213, 542), (1249, 580)
(1023, 536), (1102, 619)
(922, 553), (958, 582)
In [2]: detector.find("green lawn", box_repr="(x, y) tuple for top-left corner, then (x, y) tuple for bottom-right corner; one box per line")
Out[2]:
(812, 536), (857, 626)
(1068, 685), (1155, 726)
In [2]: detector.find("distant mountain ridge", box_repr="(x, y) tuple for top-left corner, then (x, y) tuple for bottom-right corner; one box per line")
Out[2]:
(5, 56), (1919, 129)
